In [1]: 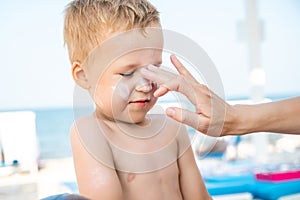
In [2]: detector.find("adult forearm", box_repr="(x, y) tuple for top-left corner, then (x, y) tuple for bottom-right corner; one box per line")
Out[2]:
(229, 97), (300, 135)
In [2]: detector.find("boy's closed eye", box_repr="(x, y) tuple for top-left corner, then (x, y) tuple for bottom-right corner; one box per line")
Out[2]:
(119, 70), (135, 77)
(118, 64), (160, 77)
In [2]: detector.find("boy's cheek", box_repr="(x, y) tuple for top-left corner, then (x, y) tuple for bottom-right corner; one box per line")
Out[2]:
(114, 83), (132, 101)
(93, 87), (113, 110)
(93, 94), (108, 111)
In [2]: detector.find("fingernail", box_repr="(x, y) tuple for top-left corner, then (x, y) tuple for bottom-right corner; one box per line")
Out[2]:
(166, 108), (175, 117)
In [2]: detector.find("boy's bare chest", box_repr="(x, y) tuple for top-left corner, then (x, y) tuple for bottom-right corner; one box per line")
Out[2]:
(110, 136), (179, 173)
(117, 162), (183, 200)
(105, 118), (180, 173)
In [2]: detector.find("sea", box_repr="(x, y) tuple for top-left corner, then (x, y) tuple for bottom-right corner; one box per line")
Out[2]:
(34, 107), (75, 159)
(2, 93), (298, 160)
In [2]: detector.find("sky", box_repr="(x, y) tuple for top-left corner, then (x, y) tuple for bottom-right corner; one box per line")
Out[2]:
(0, 0), (299, 110)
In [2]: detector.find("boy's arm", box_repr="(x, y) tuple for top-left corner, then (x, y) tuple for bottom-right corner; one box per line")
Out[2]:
(178, 147), (212, 200)
(70, 124), (123, 200)
(177, 127), (212, 200)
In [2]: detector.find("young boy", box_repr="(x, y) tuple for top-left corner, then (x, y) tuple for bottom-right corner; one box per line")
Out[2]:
(64, 0), (211, 199)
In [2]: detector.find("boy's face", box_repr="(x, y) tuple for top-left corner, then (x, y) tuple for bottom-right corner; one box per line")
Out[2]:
(84, 28), (163, 124)
(95, 49), (162, 123)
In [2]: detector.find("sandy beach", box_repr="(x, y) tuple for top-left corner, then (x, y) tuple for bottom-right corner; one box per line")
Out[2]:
(0, 157), (77, 200)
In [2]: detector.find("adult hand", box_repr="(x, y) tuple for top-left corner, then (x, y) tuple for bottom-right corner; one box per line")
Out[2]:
(142, 55), (300, 136)
(141, 55), (237, 136)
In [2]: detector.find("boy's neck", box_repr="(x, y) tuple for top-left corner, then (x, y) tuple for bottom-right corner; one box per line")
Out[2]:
(93, 111), (167, 139)
(94, 109), (151, 126)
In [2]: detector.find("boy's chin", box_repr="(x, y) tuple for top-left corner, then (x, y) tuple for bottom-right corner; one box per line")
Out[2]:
(116, 113), (148, 124)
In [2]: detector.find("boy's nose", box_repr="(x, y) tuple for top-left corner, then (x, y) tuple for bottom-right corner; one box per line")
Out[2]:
(135, 81), (152, 92)
(134, 68), (153, 93)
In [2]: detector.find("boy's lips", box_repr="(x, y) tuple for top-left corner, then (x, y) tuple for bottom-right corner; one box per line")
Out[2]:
(129, 99), (150, 103)
(129, 99), (150, 106)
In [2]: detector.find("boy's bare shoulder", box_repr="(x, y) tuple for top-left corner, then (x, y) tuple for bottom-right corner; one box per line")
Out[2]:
(71, 115), (97, 132)
(71, 114), (112, 135)
(155, 115), (191, 156)
(70, 115), (115, 168)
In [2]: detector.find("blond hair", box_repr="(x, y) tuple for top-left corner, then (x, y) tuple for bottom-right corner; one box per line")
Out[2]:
(64, 0), (160, 64)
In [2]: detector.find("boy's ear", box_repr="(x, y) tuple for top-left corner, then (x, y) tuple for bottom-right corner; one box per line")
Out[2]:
(72, 62), (91, 89)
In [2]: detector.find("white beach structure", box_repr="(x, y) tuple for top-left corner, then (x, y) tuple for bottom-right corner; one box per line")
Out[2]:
(0, 111), (39, 175)
(244, 0), (269, 164)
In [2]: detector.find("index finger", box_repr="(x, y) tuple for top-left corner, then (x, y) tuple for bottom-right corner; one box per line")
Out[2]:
(140, 65), (176, 97)
(170, 55), (198, 83)
(140, 64), (177, 85)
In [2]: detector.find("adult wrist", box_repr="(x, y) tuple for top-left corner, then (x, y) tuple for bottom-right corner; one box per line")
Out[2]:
(229, 104), (253, 135)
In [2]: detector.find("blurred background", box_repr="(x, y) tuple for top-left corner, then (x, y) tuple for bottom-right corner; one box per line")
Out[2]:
(0, 0), (300, 199)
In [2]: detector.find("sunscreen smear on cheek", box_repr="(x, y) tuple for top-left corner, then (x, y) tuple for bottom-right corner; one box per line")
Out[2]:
(113, 83), (131, 100)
